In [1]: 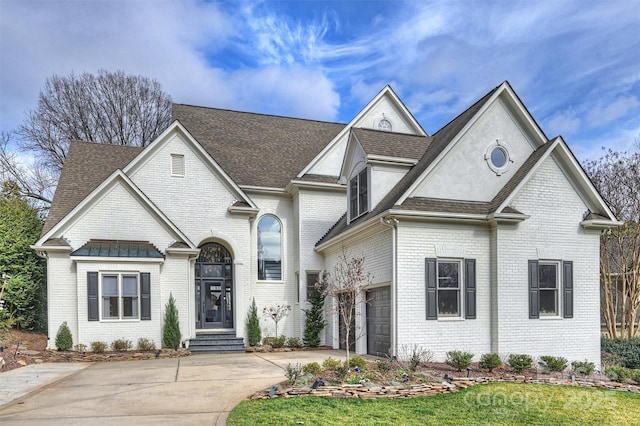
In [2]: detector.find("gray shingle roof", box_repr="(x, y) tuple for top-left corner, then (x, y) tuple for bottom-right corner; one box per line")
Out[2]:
(173, 104), (345, 188)
(352, 128), (431, 160)
(397, 197), (524, 215)
(43, 141), (143, 235)
(296, 174), (340, 183)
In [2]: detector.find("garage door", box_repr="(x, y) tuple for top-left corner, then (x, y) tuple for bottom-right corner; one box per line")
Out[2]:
(366, 286), (391, 356)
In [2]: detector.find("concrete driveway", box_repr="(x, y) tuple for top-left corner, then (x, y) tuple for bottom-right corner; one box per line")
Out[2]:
(0, 350), (346, 425)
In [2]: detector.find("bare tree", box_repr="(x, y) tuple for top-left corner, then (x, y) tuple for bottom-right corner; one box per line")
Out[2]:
(324, 248), (373, 363)
(585, 145), (640, 338)
(0, 132), (55, 210)
(1, 70), (172, 208)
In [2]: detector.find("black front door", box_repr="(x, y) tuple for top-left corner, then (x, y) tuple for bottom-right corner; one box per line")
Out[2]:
(196, 243), (233, 329)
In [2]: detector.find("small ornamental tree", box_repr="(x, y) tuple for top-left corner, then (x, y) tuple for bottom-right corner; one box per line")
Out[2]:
(303, 276), (327, 347)
(324, 248), (373, 364)
(262, 304), (291, 339)
(246, 298), (262, 346)
(55, 321), (73, 350)
(162, 294), (181, 349)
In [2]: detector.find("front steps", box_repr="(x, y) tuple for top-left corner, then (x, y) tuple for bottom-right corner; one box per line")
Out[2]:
(188, 331), (245, 353)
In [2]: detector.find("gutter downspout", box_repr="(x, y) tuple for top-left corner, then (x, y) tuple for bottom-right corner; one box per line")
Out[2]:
(380, 216), (398, 358)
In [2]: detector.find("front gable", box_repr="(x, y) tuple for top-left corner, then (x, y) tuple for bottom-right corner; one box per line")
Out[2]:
(409, 84), (545, 203)
(300, 85), (427, 178)
(35, 170), (193, 251)
(493, 136), (619, 226)
(122, 122), (259, 239)
(125, 121), (256, 210)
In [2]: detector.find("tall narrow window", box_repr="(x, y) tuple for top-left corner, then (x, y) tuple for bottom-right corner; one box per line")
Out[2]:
(258, 215), (282, 281)
(349, 168), (369, 221)
(306, 271), (321, 300)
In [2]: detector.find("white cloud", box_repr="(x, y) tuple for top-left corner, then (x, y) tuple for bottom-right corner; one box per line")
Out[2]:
(586, 96), (639, 128)
(1, 0), (638, 165)
(227, 66), (340, 120)
(547, 111), (581, 138)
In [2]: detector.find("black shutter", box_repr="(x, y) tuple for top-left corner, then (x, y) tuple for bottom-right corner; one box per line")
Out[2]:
(141, 273), (151, 320)
(528, 260), (539, 319)
(425, 258), (437, 320)
(465, 259), (476, 319)
(563, 261), (573, 318)
(88, 272), (99, 321)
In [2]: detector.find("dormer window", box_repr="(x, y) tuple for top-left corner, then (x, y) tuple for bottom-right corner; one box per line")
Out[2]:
(349, 168), (369, 221)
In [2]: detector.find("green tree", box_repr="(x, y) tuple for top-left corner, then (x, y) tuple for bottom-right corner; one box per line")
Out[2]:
(0, 181), (46, 330)
(162, 293), (181, 349)
(303, 275), (327, 347)
(246, 297), (261, 346)
(55, 321), (73, 350)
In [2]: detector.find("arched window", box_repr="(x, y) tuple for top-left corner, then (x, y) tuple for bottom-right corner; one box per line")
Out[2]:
(257, 215), (282, 281)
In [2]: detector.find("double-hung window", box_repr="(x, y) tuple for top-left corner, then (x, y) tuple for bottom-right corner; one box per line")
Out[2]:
(528, 260), (573, 319)
(538, 263), (558, 316)
(349, 168), (368, 221)
(437, 261), (460, 317)
(426, 258), (476, 320)
(101, 273), (139, 320)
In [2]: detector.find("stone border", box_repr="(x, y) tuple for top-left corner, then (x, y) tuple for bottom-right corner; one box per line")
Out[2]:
(30, 348), (191, 364)
(252, 375), (640, 400)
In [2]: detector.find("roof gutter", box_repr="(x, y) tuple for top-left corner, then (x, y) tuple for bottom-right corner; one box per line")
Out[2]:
(580, 219), (624, 230)
(31, 244), (73, 258)
(379, 216), (399, 358)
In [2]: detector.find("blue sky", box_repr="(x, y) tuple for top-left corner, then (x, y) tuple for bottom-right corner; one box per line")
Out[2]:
(1, 0), (638, 161)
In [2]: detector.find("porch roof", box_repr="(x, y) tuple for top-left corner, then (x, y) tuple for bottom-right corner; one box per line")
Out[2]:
(70, 240), (164, 258)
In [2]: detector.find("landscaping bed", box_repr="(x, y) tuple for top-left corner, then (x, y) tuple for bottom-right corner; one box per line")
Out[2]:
(250, 354), (640, 401)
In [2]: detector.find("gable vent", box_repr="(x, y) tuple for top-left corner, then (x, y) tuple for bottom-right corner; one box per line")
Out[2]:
(171, 154), (185, 177)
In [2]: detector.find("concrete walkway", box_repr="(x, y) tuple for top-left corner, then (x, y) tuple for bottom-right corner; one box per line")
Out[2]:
(0, 350), (346, 425)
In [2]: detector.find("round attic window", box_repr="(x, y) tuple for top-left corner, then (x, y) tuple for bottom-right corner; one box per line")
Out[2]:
(378, 119), (392, 131)
(490, 146), (508, 168)
(484, 140), (513, 175)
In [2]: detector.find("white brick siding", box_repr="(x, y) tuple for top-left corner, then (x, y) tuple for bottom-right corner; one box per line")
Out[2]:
(323, 227), (392, 353)
(75, 261), (164, 348)
(46, 253), (77, 349)
(495, 156), (601, 365)
(295, 189), (346, 344)
(395, 222), (492, 360)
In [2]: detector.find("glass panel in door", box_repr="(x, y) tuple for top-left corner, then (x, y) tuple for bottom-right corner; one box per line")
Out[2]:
(203, 279), (223, 328)
(224, 279), (233, 328)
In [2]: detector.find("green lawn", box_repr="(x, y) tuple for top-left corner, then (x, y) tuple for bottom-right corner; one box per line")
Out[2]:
(228, 382), (640, 425)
